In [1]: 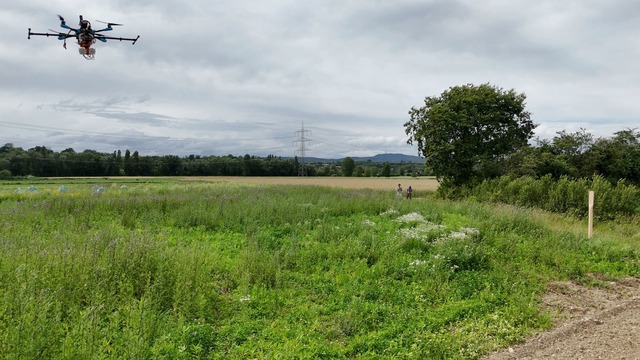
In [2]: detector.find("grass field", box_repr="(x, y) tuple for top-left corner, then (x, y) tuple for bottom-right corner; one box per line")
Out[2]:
(182, 176), (440, 192)
(1, 176), (439, 191)
(0, 178), (638, 359)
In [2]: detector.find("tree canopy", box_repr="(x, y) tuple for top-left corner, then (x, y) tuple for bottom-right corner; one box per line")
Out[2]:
(342, 157), (355, 177)
(404, 83), (536, 186)
(497, 128), (640, 186)
(0, 144), (424, 178)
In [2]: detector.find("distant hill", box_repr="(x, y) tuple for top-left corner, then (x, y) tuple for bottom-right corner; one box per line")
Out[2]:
(299, 153), (424, 164)
(352, 153), (424, 163)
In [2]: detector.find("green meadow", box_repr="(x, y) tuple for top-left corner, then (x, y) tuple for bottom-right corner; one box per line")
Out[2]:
(0, 179), (639, 359)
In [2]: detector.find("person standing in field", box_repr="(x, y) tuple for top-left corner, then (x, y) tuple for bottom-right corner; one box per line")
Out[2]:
(396, 184), (403, 197)
(406, 186), (412, 199)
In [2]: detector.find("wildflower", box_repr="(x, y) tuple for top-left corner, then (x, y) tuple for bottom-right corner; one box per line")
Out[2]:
(399, 227), (424, 239)
(432, 234), (449, 243)
(409, 259), (426, 266)
(449, 231), (468, 240)
(395, 212), (425, 223)
(399, 222), (446, 241)
(380, 209), (399, 216)
(459, 227), (480, 236)
(362, 219), (376, 227)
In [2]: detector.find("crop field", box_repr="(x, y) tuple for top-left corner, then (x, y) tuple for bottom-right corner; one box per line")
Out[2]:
(0, 179), (638, 359)
(183, 176), (440, 192)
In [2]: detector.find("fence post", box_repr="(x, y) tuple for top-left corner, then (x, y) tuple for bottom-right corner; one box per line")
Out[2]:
(588, 191), (594, 239)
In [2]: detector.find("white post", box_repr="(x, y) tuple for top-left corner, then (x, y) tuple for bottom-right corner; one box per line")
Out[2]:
(588, 191), (594, 239)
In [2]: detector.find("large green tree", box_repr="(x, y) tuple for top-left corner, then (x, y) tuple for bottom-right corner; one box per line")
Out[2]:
(342, 157), (355, 177)
(404, 83), (536, 186)
(589, 129), (640, 184)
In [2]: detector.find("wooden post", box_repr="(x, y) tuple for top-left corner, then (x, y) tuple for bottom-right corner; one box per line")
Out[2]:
(588, 191), (594, 239)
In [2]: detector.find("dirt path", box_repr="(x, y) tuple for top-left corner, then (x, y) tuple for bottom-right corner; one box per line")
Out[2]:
(486, 277), (640, 359)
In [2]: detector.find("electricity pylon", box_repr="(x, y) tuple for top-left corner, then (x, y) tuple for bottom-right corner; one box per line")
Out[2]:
(293, 122), (311, 176)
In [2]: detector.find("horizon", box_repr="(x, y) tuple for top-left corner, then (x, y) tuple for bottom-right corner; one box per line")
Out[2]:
(0, 142), (423, 161)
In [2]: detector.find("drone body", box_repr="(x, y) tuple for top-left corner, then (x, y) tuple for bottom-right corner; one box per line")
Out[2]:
(28, 15), (140, 60)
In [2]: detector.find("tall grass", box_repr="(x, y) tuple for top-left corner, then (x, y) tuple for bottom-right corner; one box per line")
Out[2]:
(459, 174), (640, 221)
(0, 181), (638, 359)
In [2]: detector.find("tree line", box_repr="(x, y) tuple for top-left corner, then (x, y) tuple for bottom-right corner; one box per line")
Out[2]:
(0, 144), (422, 179)
(405, 83), (640, 188)
(506, 128), (640, 186)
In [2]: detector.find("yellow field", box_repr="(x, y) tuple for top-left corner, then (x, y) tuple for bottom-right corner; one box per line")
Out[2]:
(182, 176), (440, 191)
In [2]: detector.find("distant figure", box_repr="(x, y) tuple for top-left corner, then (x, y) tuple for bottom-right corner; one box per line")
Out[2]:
(396, 184), (403, 197)
(406, 186), (412, 199)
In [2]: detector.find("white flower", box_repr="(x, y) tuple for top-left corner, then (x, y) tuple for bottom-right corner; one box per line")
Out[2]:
(449, 231), (468, 240)
(362, 219), (376, 227)
(239, 295), (251, 302)
(399, 228), (423, 239)
(398, 222), (446, 241)
(395, 212), (426, 223)
(409, 259), (426, 266)
(380, 209), (399, 216)
(459, 227), (480, 236)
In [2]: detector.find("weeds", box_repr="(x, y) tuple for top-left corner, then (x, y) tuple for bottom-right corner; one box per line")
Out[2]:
(0, 181), (638, 358)
(459, 174), (640, 221)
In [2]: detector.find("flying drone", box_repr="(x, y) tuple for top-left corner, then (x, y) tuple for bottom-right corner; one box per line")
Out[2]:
(28, 15), (140, 60)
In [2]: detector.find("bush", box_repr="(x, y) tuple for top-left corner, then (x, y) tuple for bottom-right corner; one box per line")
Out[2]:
(457, 175), (640, 220)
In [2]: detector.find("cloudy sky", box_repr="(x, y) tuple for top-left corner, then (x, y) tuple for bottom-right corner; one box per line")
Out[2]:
(2, 1), (639, 158)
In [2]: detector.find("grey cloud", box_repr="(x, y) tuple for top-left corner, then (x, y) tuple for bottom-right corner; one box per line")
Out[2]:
(2, 1), (639, 158)
(87, 111), (175, 126)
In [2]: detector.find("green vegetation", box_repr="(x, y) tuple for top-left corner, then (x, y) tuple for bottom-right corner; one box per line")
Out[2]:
(342, 157), (356, 177)
(506, 128), (640, 186)
(0, 144), (424, 178)
(1, 181), (638, 359)
(405, 84), (640, 189)
(448, 174), (640, 221)
(404, 83), (535, 186)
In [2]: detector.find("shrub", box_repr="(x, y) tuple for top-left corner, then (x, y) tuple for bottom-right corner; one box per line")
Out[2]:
(458, 175), (639, 220)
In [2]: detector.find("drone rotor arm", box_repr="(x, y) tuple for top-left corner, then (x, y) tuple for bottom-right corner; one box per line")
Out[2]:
(95, 34), (140, 44)
(28, 29), (75, 40)
(57, 16), (75, 31)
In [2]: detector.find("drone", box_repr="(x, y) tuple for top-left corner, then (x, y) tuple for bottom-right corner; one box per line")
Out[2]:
(28, 15), (140, 60)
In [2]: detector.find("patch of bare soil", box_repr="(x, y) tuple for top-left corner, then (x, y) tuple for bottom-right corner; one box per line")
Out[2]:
(486, 276), (640, 359)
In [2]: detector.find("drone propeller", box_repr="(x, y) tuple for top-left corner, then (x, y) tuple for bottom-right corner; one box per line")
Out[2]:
(48, 28), (73, 35)
(57, 14), (65, 23)
(96, 20), (123, 27)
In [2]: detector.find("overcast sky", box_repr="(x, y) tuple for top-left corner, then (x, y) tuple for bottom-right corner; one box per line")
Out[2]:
(2, 1), (639, 158)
